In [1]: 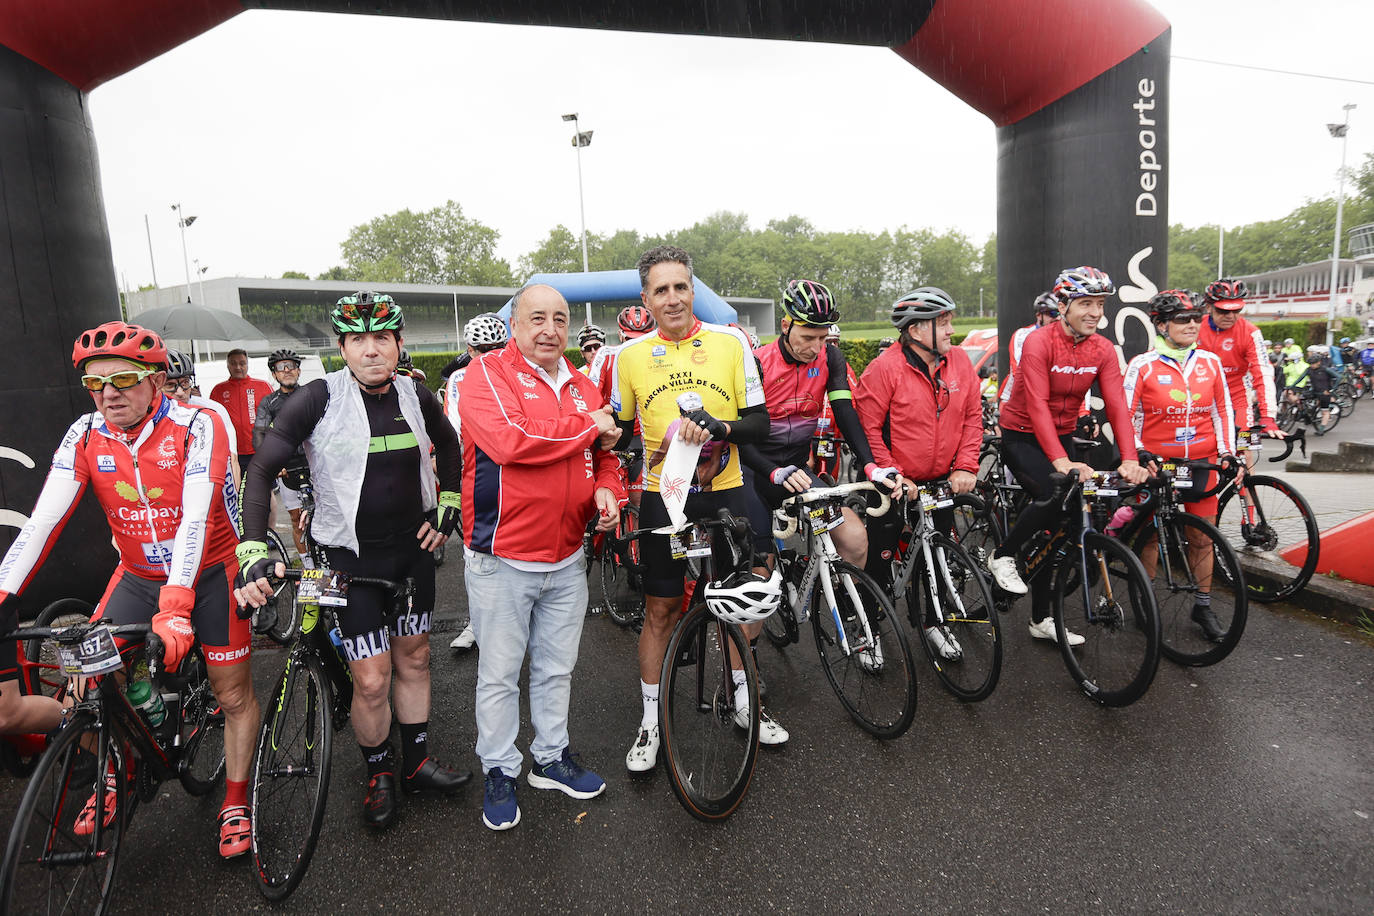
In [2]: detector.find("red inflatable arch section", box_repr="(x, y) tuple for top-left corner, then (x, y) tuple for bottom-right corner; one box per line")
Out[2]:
(0, 0), (1170, 604)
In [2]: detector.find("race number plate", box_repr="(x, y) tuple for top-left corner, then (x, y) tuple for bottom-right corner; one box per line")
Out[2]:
(808, 502), (845, 532)
(669, 525), (712, 560)
(56, 627), (123, 677)
(296, 569), (350, 607)
(1246, 431), (1263, 452)
(1172, 464), (1192, 488)
(815, 438), (835, 458)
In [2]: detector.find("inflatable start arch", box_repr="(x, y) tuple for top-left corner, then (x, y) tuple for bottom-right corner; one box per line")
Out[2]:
(0, 0), (1170, 603)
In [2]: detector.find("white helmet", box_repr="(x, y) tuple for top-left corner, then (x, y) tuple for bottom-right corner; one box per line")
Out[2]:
(465, 313), (509, 349)
(704, 568), (782, 625)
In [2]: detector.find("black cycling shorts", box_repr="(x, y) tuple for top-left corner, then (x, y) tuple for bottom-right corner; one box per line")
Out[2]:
(322, 542), (435, 663)
(94, 561), (249, 667)
(638, 487), (752, 598)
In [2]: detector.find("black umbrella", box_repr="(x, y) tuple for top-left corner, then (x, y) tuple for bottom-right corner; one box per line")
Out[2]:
(131, 303), (266, 342)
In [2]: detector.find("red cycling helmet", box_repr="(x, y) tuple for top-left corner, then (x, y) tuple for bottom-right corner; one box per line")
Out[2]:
(617, 305), (655, 337)
(72, 321), (167, 370)
(1204, 278), (1248, 310)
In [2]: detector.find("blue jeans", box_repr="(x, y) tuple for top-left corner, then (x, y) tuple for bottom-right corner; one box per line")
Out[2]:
(466, 550), (588, 778)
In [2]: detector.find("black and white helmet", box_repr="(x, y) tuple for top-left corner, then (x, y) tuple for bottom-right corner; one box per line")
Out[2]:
(703, 568), (782, 625)
(889, 287), (956, 330)
(465, 313), (508, 349)
(164, 348), (195, 380)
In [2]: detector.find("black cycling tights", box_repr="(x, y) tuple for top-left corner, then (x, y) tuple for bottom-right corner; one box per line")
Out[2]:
(994, 430), (1079, 621)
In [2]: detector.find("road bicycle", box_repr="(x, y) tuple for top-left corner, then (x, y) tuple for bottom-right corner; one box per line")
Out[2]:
(1211, 428), (1319, 603)
(587, 448), (645, 630)
(0, 599), (93, 778)
(248, 565), (410, 901)
(657, 509), (765, 822)
(764, 480), (917, 734)
(889, 479), (1002, 702)
(1276, 385), (1340, 435)
(954, 469), (1161, 707)
(1, 617), (224, 915)
(1112, 455), (1249, 667)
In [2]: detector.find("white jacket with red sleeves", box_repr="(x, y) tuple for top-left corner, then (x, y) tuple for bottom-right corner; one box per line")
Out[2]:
(458, 342), (624, 562)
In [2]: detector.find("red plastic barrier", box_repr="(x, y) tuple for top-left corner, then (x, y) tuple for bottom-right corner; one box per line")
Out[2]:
(1282, 509), (1374, 587)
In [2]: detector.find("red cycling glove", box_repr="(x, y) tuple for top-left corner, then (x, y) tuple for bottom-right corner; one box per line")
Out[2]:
(154, 585), (196, 672)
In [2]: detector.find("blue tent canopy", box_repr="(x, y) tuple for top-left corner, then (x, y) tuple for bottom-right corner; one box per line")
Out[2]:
(496, 269), (738, 326)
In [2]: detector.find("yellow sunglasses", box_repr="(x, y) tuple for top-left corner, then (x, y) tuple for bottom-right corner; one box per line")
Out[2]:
(81, 368), (159, 392)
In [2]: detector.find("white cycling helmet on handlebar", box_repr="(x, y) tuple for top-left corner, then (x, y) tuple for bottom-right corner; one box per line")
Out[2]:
(704, 568), (783, 625)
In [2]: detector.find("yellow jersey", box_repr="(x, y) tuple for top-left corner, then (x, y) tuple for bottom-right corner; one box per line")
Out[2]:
(610, 319), (764, 494)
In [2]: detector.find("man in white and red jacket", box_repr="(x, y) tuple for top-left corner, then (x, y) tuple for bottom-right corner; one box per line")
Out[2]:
(458, 283), (624, 831)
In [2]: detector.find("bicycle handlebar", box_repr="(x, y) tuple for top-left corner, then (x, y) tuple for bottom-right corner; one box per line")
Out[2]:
(772, 481), (892, 539)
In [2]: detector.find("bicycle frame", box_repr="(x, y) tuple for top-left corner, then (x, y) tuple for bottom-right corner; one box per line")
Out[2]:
(890, 483), (974, 630)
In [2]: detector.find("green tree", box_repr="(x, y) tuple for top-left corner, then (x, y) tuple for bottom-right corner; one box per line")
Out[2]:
(315, 265), (352, 281)
(518, 224), (583, 278)
(340, 200), (515, 286)
(280, 270), (309, 280)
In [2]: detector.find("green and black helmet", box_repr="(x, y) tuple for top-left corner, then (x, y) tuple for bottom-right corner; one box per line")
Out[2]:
(331, 291), (404, 336)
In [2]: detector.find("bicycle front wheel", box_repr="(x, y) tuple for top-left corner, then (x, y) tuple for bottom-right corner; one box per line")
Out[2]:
(178, 649), (226, 796)
(1133, 513), (1248, 667)
(251, 652), (333, 901)
(659, 603), (758, 821)
(951, 494), (1004, 572)
(916, 534), (1003, 702)
(1215, 474), (1320, 603)
(1, 711), (124, 916)
(812, 560), (916, 738)
(1052, 532), (1160, 707)
(600, 505), (644, 628)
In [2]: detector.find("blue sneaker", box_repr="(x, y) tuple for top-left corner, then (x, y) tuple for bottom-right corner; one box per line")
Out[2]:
(482, 768), (520, 831)
(526, 749), (606, 800)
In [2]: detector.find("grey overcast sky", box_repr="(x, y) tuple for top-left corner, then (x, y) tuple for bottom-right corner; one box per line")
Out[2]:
(88, 0), (1374, 293)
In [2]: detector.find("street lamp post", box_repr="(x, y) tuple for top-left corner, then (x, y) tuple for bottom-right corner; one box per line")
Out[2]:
(562, 112), (594, 327)
(193, 259), (208, 308)
(172, 203), (197, 304)
(1325, 104), (1356, 346)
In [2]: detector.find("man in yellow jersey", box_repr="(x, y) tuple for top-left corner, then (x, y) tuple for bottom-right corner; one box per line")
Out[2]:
(610, 246), (776, 772)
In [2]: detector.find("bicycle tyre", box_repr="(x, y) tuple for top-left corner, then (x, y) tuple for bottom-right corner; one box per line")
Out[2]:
(1052, 531), (1160, 707)
(950, 494), (1005, 569)
(1, 711), (123, 916)
(914, 533), (1003, 702)
(1275, 399), (1297, 433)
(659, 602), (758, 821)
(251, 652), (333, 901)
(1334, 384), (1355, 415)
(761, 554), (801, 649)
(811, 560), (916, 738)
(601, 505), (644, 628)
(1132, 513), (1248, 667)
(178, 648), (227, 796)
(264, 529), (302, 643)
(1214, 474), (1320, 603)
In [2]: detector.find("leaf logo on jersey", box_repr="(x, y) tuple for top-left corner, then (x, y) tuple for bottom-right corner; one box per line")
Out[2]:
(114, 480), (163, 503)
(1168, 389), (1201, 404)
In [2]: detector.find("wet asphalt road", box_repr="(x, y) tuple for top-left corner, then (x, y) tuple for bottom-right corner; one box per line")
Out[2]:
(3, 555), (1371, 915)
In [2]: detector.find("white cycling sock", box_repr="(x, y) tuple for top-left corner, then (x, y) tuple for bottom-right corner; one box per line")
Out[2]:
(640, 680), (658, 729)
(732, 669), (747, 712)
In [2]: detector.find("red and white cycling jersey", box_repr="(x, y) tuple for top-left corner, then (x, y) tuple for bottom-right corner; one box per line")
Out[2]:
(1123, 347), (1236, 460)
(0, 396), (239, 598)
(1196, 315), (1278, 428)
